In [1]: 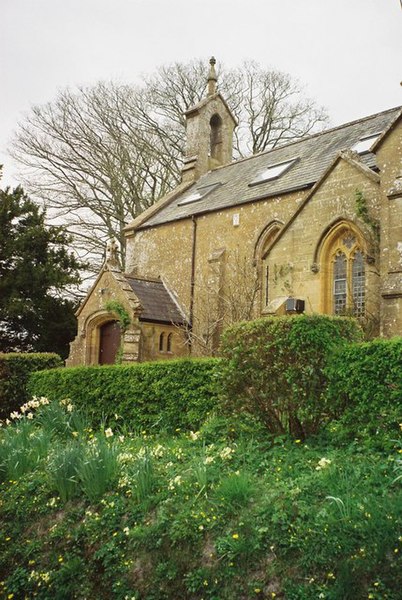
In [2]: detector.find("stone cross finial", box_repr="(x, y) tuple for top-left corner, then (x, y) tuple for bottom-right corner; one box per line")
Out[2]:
(106, 238), (119, 265)
(207, 56), (217, 96)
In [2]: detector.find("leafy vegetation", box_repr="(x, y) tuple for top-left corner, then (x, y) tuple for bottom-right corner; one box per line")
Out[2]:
(1, 322), (401, 598)
(104, 300), (132, 364)
(355, 189), (380, 241)
(0, 353), (62, 419)
(10, 60), (328, 269)
(29, 358), (220, 432)
(219, 315), (362, 438)
(0, 185), (83, 357)
(326, 337), (402, 448)
(0, 399), (400, 599)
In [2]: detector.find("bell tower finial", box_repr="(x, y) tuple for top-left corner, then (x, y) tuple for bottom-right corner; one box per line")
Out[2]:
(207, 56), (217, 96)
(181, 57), (237, 183)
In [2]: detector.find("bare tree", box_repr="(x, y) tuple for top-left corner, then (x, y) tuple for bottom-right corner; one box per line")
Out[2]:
(230, 61), (328, 156)
(11, 83), (180, 269)
(10, 59), (328, 271)
(184, 249), (261, 356)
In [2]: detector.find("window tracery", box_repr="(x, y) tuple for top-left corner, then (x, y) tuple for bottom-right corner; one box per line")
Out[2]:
(320, 222), (366, 317)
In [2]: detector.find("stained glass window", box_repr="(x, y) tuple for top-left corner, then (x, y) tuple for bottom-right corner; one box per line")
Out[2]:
(330, 234), (366, 317)
(352, 251), (365, 316)
(333, 252), (347, 314)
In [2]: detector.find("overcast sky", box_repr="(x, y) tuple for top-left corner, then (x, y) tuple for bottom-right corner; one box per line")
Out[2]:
(1, 0), (401, 187)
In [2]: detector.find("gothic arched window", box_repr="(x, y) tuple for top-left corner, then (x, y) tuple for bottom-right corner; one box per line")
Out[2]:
(333, 252), (347, 314)
(159, 332), (165, 352)
(210, 114), (223, 163)
(254, 221), (283, 311)
(351, 250), (365, 317)
(167, 333), (173, 353)
(320, 224), (366, 317)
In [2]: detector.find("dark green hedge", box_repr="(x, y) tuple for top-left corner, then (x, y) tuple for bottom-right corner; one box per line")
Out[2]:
(326, 337), (402, 443)
(219, 315), (363, 438)
(0, 353), (63, 419)
(28, 358), (220, 432)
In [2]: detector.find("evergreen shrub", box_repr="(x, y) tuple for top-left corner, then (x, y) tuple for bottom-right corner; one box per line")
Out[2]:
(219, 314), (362, 438)
(0, 353), (63, 419)
(29, 358), (220, 432)
(326, 337), (402, 444)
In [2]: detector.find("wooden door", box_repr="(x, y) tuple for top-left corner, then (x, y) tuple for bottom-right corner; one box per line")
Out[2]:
(98, 321), (121, 365)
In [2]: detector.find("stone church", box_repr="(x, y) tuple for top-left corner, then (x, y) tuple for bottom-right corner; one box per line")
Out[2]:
(67, 60), (402, 366)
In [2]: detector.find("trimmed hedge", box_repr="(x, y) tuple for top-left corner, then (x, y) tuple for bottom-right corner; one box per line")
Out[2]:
(0, 353), (63, 419)
(326, 337), (402, 443)
(28, 358), (220, 432)
(219, 314), (362, 438)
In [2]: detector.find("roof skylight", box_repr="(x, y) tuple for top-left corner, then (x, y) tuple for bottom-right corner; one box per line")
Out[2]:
(177, 192), (202, 206)
(177, 182), (222, 206)
(249, 158), (297, 186)
(351, 133), (380, 154)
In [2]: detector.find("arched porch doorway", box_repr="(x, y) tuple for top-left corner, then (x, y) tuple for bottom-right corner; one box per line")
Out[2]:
(98, 320), (121, 365)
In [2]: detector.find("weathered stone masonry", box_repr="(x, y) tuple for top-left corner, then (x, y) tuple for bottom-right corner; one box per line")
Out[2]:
(68, 60), (402, 365)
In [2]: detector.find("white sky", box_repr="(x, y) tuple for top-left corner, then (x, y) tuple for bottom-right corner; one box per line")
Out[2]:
(1, 0), (401, 187)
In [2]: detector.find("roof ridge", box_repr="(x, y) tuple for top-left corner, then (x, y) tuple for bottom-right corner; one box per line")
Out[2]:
(291, 104), (402, 145)
(138, 103), (401, 229)
(206, 105), (402, 174)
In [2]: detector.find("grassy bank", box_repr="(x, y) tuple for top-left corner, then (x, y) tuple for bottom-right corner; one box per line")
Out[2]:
(0, 399), (401, 599)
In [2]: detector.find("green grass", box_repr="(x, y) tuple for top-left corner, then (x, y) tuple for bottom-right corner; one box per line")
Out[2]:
(47, 441), (82, 502)
(0, 401), (401, 600)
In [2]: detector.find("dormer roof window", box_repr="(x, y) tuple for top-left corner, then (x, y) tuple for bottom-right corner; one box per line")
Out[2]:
(351, 133), (381, 154)
(249, 158), (298, 187)
(177, 182), (222, 206)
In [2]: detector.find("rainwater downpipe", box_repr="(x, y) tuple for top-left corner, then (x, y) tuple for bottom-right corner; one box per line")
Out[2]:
(189, 215), (197, 353)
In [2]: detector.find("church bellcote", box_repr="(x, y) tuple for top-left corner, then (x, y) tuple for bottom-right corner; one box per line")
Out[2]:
(181, 57), (237, 183)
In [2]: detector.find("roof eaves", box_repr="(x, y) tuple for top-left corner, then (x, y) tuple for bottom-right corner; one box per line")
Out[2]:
(138, 317), (182, 325)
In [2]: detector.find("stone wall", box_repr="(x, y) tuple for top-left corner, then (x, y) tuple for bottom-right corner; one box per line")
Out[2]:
(126, 189), (305, 349)
(267, 156), (381, 322)
(140, 323), (188, 362)
(67, 267), (142, 366)
(125, 120), (402, 346)
(376, 121), (402, 336)
(69, 114), (401, 366)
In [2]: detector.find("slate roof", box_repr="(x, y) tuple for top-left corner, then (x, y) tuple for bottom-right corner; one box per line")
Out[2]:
(125, 277), (187, 325)
(139, 106), (401, 229)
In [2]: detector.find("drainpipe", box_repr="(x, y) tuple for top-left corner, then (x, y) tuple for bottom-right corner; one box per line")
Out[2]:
(189, 215), (197, 353)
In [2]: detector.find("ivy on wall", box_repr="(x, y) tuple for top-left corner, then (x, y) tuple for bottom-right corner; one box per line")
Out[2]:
(104, 301), (131, 331)
(355, 189), (380, 242)
(104, 301), (132, 364)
